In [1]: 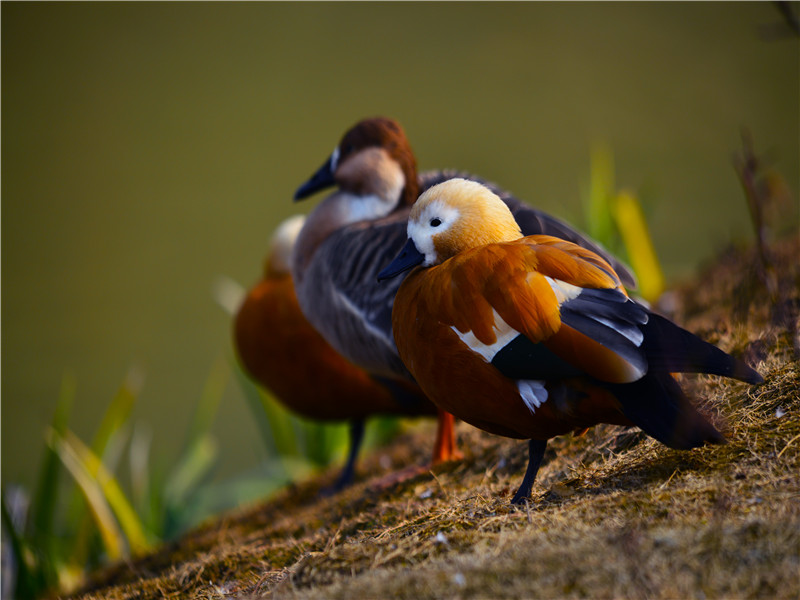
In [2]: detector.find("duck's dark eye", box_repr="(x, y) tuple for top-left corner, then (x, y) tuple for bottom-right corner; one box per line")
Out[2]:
(430, 218), (442, 228)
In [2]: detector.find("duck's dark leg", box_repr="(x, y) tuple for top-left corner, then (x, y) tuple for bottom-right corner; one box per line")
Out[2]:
(510, 439), (547, 505)
(328, 419), (366, 493)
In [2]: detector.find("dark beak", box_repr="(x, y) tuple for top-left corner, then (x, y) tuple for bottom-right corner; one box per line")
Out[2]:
(378, 238), (425, 281)
(294, 154), (336, 201)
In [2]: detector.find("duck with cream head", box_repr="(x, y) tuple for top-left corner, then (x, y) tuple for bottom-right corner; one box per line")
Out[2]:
(292, 117), (637, 468)
(378, 178), (763, 505)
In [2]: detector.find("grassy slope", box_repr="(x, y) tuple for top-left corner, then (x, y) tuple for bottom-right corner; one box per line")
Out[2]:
(72, 236), (799, 599)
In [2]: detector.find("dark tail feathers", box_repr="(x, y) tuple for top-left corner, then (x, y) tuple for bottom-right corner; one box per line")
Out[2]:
(608, 371), (726, 450)
(642, 313), (763, 384)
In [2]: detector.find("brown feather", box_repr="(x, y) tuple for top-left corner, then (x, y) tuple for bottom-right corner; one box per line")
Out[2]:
(235, 272), (434, 420)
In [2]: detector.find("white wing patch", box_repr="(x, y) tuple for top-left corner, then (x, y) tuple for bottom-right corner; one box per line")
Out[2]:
(544, 276), (582, 304)
(517, 380), (548, 414)
(450, 309), (520, 362)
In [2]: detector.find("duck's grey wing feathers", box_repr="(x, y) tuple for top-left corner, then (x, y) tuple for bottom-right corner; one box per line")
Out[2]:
(300, 213), (414, 380)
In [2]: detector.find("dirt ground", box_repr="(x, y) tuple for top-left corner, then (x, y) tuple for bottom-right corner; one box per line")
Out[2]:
(70, 236), (799, 599)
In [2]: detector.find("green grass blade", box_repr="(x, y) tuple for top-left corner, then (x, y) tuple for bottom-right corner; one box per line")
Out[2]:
(184, 357), (228, 454)
(297, 420), (347, 468)
(129, 422), (153, 527)
(162, 435), (218, 539)
(612, 190), (665, 302)
(69, 369), (141, 565)
(140, 458), (167, 539)
(364, 417), (402, 450)
(586, 143), (617, 247)
(61, 430), (151, 556)
(168, 459), (304, 533)
(233, 355), (350, 476)
(234, 364), (300, 458)
(47, 428), (124, 561)
(157, 358), (227, 535)
(30, 372), (75, 587)
(91, 367), (143, 459)
(164, 436), (218, 507)
(232, 362), (278, 456)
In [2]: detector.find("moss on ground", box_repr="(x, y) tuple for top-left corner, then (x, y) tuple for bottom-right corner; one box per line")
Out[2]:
(70, 236), (799, 599)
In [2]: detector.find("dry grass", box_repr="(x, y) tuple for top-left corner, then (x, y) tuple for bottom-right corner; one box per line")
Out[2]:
(70, 236), (799, 600)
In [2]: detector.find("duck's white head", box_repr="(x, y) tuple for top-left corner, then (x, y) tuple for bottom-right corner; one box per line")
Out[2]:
(409, 178), (522, 265)
(378, 178), (522, 280)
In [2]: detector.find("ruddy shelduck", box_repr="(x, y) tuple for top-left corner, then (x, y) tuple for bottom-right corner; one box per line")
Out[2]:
(234, 216), (437, 490)
(292, 117), (637, 467)
(378, 179), (763, 504)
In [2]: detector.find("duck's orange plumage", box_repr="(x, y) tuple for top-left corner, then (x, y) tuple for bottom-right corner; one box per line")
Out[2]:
(234, 216), (438, 489)
(379, 179), (763, 504)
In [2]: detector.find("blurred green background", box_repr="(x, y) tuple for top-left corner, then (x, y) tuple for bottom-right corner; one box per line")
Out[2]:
(2, 2), (798, 492)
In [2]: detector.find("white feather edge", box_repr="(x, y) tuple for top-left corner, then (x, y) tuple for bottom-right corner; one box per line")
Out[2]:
(449, 308), (519, 362)
(448, 277), (577, 362)
(544, 275), (582, 303)
(450, 313), (549, 414)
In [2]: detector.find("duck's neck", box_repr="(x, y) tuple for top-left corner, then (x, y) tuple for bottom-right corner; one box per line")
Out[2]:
(293, 189), (399, 280)
(292, 146), (419, 280)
